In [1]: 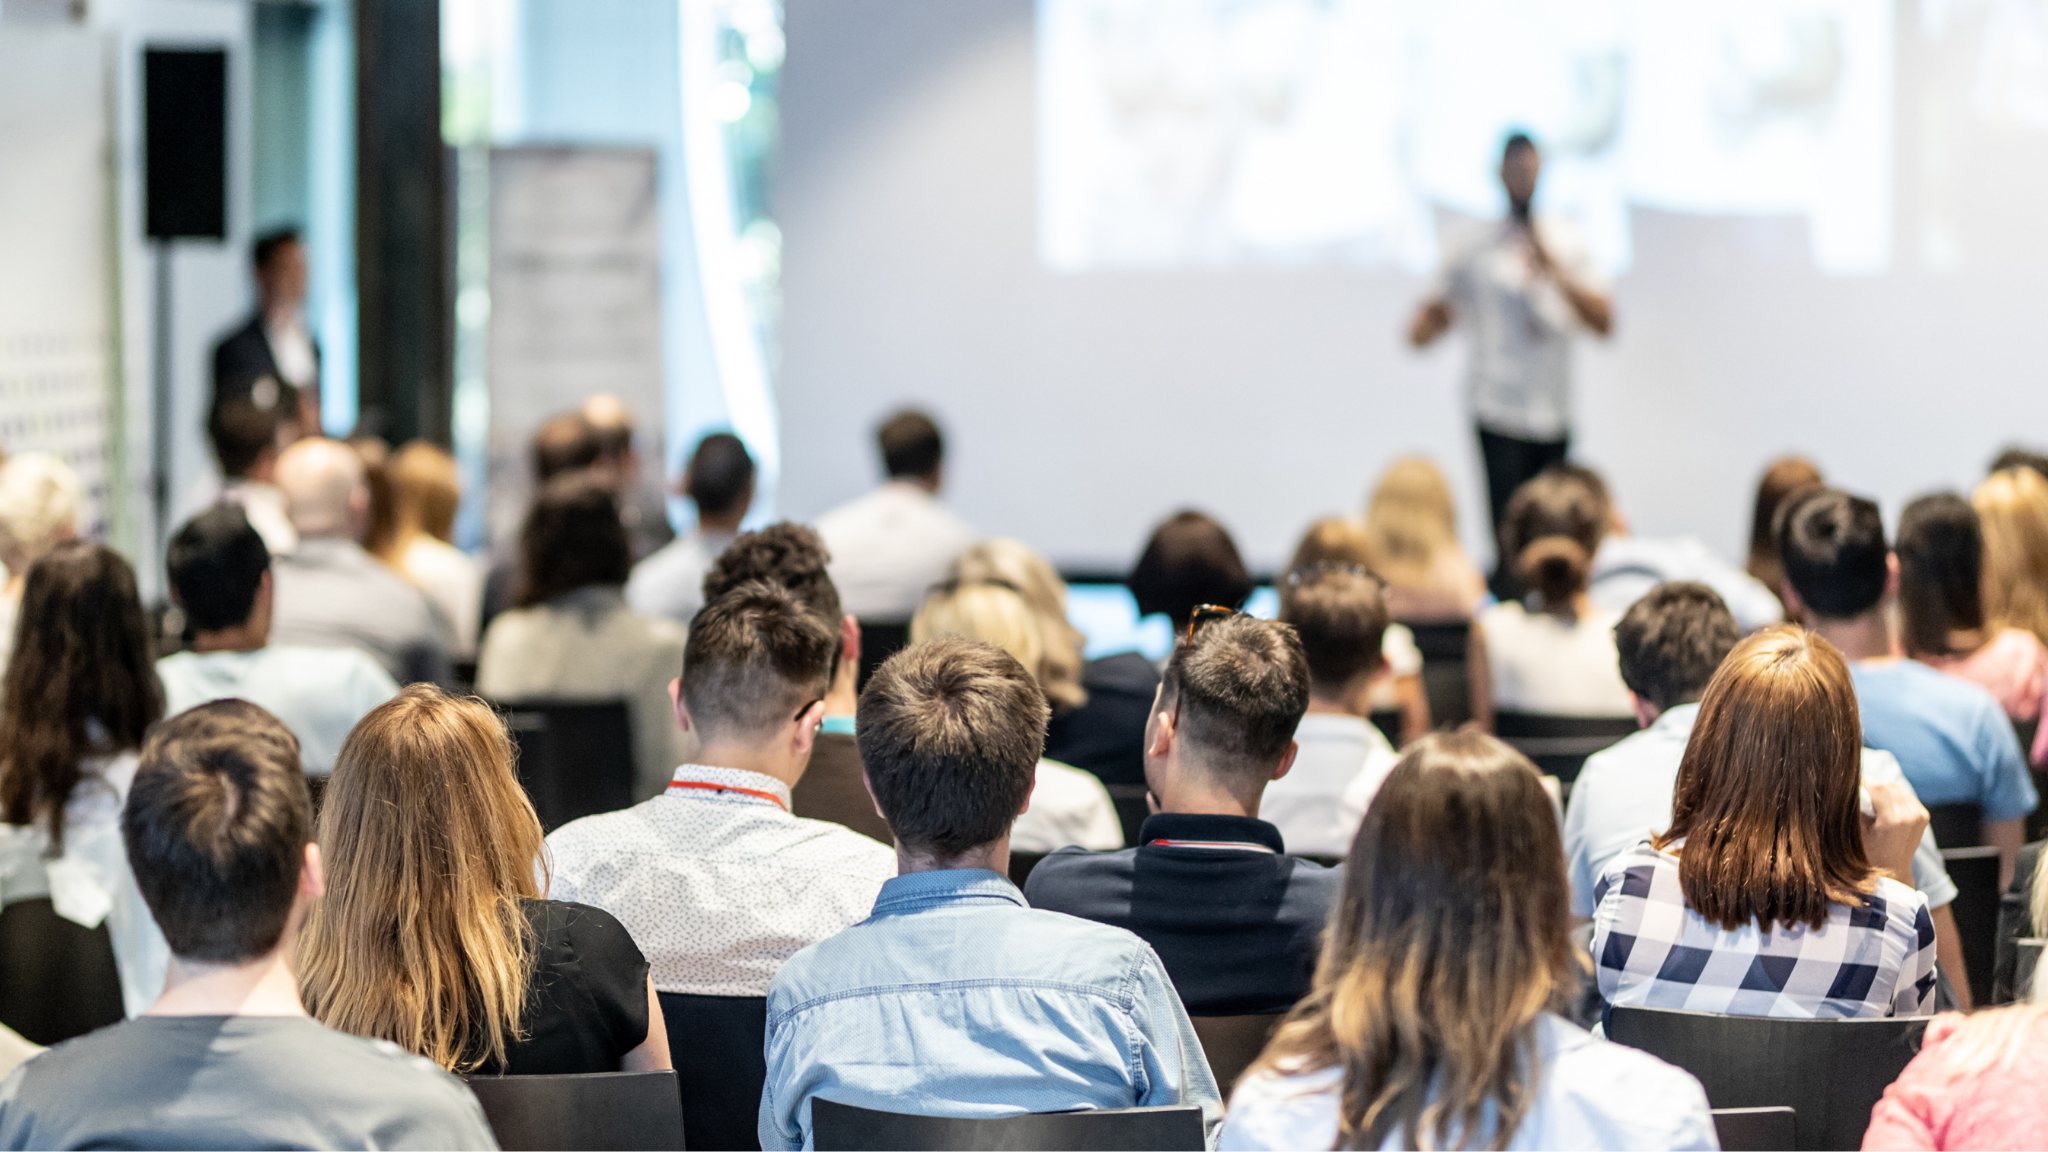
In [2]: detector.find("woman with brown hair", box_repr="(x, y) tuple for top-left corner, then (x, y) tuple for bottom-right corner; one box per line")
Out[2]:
(379, 441), (484, 661)
(0, 542), (167, 1028)
(1473, 467), (1631, 719)
(1592, 627), (1938, 1018)
(1745, 455), (1824, 596)
(299, 685), (669, 1074)
(1220, 731), (1714, 1150)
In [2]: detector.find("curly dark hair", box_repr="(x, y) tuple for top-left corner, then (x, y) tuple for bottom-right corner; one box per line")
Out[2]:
(701, 522), (842, 627)
(0, 541), (164, 854)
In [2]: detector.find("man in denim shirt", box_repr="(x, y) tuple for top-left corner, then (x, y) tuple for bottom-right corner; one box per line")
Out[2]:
(758, 636), (1221, 1150)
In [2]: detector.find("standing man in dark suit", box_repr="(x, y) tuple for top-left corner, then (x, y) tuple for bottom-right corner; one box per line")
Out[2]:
(212, 227), (321, 440)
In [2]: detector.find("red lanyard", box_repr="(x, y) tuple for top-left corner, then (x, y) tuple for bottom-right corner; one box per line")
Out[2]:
(667, 779), (789, 812)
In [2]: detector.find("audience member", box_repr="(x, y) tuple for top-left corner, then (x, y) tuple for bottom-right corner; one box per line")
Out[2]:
(269, 437), (453, 686)
(379, 442), (484, 661)
(0, 453), (79, 673)
(1267, 564), (1402, 855)
(0, 701), (495, 1150)
(1287, 518), (1428, 743)
(158, 505), (398, 775)
(207, 397), (297, 557)
(349, 435), (399, 564)
(1581, 463), (1783, 631)
(1990, 445), (2048, 482)
(1564, 583), (1969, 1004)
(582, 393), (675, 562)
(1362, 456), (1489, 621)
(477, 474), (692, 800)
(1865, 1002), (2048, 1150)
(759, 637), (1220, 1149)
(1995, 838), (2048, 1005)
(910, 581), (1122, 852)
(815, 408), (974, 622)
(1028, 611), (1334, 1017)
(0, 542), (167, 1021)
(627, 431), (756, 626)
(1593, 626), (1938, 1018)
(546, 581), (895, 1001)
(481, 411), (606, 628)
(699, 523), (884, 842)
(1129, 509), (1254, 638)
(210, 227), (321, 439)
(1744, 455), (1823, 596)
(1780, 488), (2036, 880)
(1976, 466), (2048, 650)
(1475, 467), (1632, 718)
(1223, 732), (1715, 1151)
(300, 686), (669, 1074)
(1899, 494), (2048, 753)
(0, 1027), (33, 1081)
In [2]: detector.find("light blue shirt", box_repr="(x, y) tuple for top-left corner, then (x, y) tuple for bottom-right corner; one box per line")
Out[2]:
(157, 646), (400, 775)
(1564, 703), (1958, 917)
(1851, 660), (2038, 823)
(758, 868), (1222, 1151)
(1590, 535), (1784, 633)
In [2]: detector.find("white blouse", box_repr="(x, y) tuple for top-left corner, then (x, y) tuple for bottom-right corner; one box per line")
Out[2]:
(1480, 601), (1634, 717)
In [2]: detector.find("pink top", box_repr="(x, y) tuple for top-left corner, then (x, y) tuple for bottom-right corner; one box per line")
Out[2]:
(1865, 1012), (2048, 1150)
(1921, 628), (2048, 765)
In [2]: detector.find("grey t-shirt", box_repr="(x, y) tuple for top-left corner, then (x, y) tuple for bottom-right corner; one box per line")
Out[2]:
(0, 1015), (498, 1150)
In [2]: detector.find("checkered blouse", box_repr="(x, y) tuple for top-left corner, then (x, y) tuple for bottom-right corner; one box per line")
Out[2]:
(1592, 841), (1938, 1019)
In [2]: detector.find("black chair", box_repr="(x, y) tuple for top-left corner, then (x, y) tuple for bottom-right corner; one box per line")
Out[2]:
(1368, 708), (1403, 748)
(1008, 851), (1047, 890)
(1606, 1005), (1926, 1151)
(1942, 845), (2001, 1007)
(811, 1098), (1204, 1151)
(1189, 1014), (1282, 1097)
(659, 992), (768, 1151)
(0, 897), (125, 1046)
(1491, 713), (1638, 786)
(855, 620), (912, 691)
(1928, 803), (1984, 851)
(2016, 938), (2047, 1001)
(1403, 621), (1472, 730)
(1104, 783), (1150, 849)
(1713, 1107), (1798, 1152)
(462, 1070), (683, 1151)
(492, 699), (635, 832)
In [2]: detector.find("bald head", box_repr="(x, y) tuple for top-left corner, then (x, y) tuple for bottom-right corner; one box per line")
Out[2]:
(275, 437), (367, 540)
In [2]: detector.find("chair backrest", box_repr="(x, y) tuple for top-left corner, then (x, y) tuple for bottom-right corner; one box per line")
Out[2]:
(1402, 621), (1472, 730)
(810, 1098), (1205, 1152)
(462, 1070), (684, 1151)
(1103, 783), (1150, 850)
(1606, 1005), (1926, 1151)
(1491, 712), (1638, 785)
(1712, 1107), (1798, 1152)
(1928, 803), (1985, 851)
(1367, 709), (1402, 747)
(856, 620), (912, 691)
(1008, 851), (1046, 890)
(2017, 938), (2046, 1001)
(1941, 845), (2001, 1008)
(0, 897), (125, 1046)
(493, 699), (635, 832)
(1189, 1014), (1283, 1097)
(658, 992), (768, 1152)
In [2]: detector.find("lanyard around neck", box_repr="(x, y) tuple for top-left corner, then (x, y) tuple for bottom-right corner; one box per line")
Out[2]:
(667, 779), (788, 813)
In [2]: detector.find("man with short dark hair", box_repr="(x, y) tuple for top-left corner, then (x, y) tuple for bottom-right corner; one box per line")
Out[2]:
(1263, 566), (1401, 853)
(699, 523), (885, 842)
(582, 393), (675, 562)
(212, 227), (321, 440)
(628, 432), (758, 625)
(759, 637), (1219, 1151)
(546, 581), (895, 1001)
(1026, 614), (1334, 1018)
(207, 397), (297, 557)
(1564, 581), (1972, 1003)
(1779, 489), (2036, 885)
(159, 504), (398, 775)
(0, 701), (495, 1150)
(815, 407), (974, 622)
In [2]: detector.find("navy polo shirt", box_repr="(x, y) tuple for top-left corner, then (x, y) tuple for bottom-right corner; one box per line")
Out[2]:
(1022, 812), (1341, 1016)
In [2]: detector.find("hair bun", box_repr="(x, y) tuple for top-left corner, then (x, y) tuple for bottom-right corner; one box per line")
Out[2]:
(1516, 536), (1590, 607)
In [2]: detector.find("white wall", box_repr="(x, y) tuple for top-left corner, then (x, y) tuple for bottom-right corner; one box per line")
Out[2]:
(776, 0), (2048, 574)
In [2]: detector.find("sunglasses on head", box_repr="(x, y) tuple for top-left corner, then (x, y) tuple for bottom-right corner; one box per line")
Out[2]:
(1183, 603), (1245, 646)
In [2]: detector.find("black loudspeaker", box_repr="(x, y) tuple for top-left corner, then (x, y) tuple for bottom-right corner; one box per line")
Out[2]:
(143, 48), (227, 241)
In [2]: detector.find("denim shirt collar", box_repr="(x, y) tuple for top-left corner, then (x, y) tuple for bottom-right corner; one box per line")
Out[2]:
(870, 868), (1025, 917)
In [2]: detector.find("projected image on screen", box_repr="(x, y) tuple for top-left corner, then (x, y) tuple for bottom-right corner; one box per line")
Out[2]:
(1037, 0), (1892, 276)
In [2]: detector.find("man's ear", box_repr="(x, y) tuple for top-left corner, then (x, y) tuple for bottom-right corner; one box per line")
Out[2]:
(1778, 579), (1810, 624)
(791, 699), (824, 757)
(301, 841), (326, 900)
(1884, 552), (1901, 601)
(1146, 704), (1176, 762)
(841, 614), (862, 665)
(1270, 739), (1299, 783)
(861, 770), (888, 822)
(669, 678), (694, 733)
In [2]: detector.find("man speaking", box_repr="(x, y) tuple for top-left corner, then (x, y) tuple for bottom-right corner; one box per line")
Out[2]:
(1408, 133), (1613, 543)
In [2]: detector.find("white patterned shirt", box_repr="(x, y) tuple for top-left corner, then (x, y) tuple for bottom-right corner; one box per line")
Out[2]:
(544, 764), (899, 996)
(1592, 840), (1937, 1019)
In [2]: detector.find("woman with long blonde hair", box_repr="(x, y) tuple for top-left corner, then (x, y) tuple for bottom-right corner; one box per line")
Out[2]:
(913, 581), (1123, 853)
(379, 442), (484, 660)
(299, 685), (668, 1074)
(1221, 731), (1715, 1150)
(1976, 466), (2048, 649)
(1363, 457), (1487, 622)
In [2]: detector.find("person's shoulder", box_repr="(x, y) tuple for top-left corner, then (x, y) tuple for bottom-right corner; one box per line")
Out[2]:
(1871, 874), (1930, 920)
(1540, 1015), (1711, 1127)
(546, 801), (658, 857)
(1218, 1062), (1343, 1150)
(1025, 845), (1139, 899)
(784, 814), (900, 871)
(1081, 651), (1161, 695)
